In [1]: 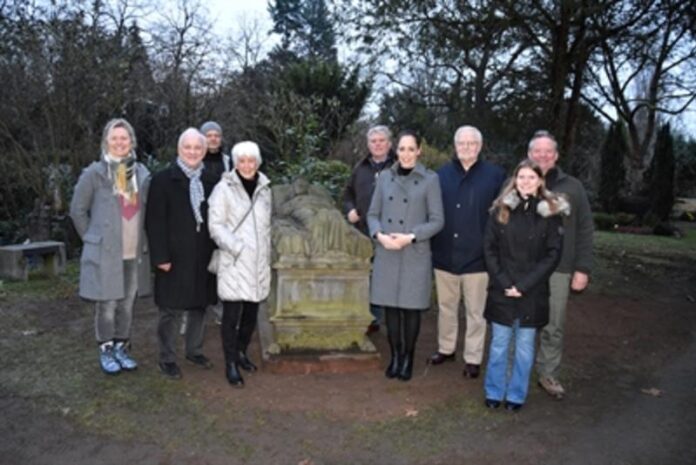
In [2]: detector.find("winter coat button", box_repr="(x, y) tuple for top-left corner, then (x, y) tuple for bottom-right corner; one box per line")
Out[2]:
(389, 196), (393, 201)
(456, 203), (461, 208)
(403, 198), (408, 203)
(399, 220), (404, 225)
(388, 219), (392, 223)
(454, 233), (459, 238)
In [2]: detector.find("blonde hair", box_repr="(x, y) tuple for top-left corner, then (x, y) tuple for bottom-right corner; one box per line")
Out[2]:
(101, 118), (137, 156)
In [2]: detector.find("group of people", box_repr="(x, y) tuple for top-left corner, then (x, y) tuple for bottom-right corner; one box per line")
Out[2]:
(70, 117), (593, 409)
(344, 125), (593, 410)
(70, 119), (270, 388)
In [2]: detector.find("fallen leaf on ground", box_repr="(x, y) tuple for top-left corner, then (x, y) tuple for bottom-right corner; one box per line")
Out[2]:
(405, 408), (419, 417)
(298, 459), (314, 465)
(641, 387), (663, 397)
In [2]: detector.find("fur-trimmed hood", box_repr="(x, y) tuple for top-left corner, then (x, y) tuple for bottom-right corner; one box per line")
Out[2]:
(501, 190), (571, 218)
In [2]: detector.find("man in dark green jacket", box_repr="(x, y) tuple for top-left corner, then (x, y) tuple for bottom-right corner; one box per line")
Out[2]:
(528, 130), (594, 399)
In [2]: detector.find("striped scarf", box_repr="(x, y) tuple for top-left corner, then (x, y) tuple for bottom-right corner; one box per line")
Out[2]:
(176, 157), (205, 231)
(104, 152), (138, 204)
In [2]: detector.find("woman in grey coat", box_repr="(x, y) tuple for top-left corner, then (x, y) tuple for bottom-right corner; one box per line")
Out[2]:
(70, 118), (151, 375)
(367, 130), (444, 381)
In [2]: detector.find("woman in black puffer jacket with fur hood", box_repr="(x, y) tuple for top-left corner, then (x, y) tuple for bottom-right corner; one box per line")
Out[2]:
(482, 159), (569, 412)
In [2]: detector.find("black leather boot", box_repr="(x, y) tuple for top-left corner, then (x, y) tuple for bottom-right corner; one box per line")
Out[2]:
(238, 351), (258, 372)
(398, 351), (414, 381)
(385, 343), (401, 379)
(226, 362), (244, 387)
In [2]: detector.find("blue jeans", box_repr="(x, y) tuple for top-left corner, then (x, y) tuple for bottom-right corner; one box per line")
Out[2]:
(484, 321), (537, 404)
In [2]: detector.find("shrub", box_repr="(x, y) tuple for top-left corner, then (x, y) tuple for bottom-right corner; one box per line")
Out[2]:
(593, 212), (637, 231)
(267, 156), (351, 203)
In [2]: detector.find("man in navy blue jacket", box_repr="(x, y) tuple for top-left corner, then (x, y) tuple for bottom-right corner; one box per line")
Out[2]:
(428, 126), (506, 378)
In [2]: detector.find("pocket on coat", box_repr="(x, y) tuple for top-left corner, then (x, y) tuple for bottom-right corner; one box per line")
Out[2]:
(81, 233), (102, 265)
(80, 233), (102, 295)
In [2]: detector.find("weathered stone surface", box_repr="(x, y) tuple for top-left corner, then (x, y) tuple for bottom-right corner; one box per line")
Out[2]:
(271, 179), (373, 268)
(261, 179), (377, 360)
(0, 241), (66, 281)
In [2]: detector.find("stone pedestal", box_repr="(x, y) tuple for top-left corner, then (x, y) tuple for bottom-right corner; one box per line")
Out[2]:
(267, 267), (374, 353)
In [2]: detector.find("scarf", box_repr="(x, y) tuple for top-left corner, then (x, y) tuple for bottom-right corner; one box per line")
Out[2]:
(176, 157), (205, 231)
(104, 152), (138, 204)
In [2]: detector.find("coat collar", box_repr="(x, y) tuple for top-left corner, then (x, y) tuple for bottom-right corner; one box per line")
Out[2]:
(222, 169), (271, 191)
(94, 159), (149, 187)
(388, 161), (427, 178)
(451, 156), (481, 175)
(359, 150), (396, 168)
(169, 160), (217, 185)
(501, 190), (571, 218)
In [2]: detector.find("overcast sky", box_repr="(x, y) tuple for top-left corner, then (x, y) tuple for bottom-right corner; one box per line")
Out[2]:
(205, 0), (272, 36)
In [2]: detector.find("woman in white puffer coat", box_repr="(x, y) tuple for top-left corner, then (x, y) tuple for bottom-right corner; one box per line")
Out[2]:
(208, 141), (271, 387)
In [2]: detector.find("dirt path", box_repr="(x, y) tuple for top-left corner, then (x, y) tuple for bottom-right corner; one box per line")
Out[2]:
(1, 256), (695, 465)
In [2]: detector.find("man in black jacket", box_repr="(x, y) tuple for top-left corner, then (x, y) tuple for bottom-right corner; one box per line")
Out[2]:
(428, 126), (506, 379)
(528, 130), (593, 399)
(146, 128), (218, 379)
(343, 125), (396, 333)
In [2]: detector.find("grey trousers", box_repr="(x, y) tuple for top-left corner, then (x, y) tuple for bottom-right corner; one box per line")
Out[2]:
(94, 259), (137, 343)
(158, 307), (206, 363)
(536, 272), (572, 378)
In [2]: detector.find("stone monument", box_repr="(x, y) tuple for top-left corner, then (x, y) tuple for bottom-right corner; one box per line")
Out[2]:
(259, 178), (378, 372)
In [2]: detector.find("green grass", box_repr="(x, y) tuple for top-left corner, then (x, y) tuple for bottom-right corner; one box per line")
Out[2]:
(0, 260), (79, 300)
(594, 229), (696, 260)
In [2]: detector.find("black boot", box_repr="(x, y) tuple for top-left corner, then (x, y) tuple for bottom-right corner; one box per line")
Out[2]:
(226, 362), (244, 387)
(385, 343), (401, 379)
(238, 351), (258, 372)
(398, 351), (414, 381)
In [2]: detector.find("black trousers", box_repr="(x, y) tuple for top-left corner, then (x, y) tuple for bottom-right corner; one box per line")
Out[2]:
(384, 307), (422, 354)
(158, 307), (206, 363)
(221, 301), (259, 364)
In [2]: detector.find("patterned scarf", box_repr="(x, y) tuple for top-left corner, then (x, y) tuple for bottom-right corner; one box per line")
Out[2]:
(104, 152), (138, 204)
(176, 157), (205, 231)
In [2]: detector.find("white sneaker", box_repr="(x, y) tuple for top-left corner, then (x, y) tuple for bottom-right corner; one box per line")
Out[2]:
(538, 375), (565, 399)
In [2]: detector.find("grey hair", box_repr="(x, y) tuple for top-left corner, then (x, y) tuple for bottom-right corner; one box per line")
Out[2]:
(366, 125), (392, 140)
(178, 128), (207, 150)
(528, 130), (558, 152)
(101, 118), (137, 155)
(232, 141), (262, 166)
(453, 125), (483, 144)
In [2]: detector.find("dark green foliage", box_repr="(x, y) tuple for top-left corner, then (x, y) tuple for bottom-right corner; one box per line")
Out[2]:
(278, 60), (371, 158)
(269, 0), (336, 61)
(593, 212), (637, 231)
(267, 157), (352, 202)
(599, 123), (627, 213)
(646, 124), (676, 221)
(673, 133), (696, 197)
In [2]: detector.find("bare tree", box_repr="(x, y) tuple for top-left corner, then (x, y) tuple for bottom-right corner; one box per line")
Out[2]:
(586, 0), (696, 192)
(150, 0), (213, 144)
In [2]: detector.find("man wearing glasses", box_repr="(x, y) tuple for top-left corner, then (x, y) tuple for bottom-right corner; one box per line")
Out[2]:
(429, 126), (506, 379)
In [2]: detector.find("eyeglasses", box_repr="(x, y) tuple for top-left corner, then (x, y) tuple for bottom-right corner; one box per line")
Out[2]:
(456, 141), (480, 147)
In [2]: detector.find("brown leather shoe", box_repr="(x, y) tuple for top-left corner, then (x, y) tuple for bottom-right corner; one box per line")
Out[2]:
(428, 352), (455, 365)
(463, 363), (480, 379)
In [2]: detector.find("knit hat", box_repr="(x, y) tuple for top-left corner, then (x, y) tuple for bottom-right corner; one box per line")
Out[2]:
(200, 121), (222, 136)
